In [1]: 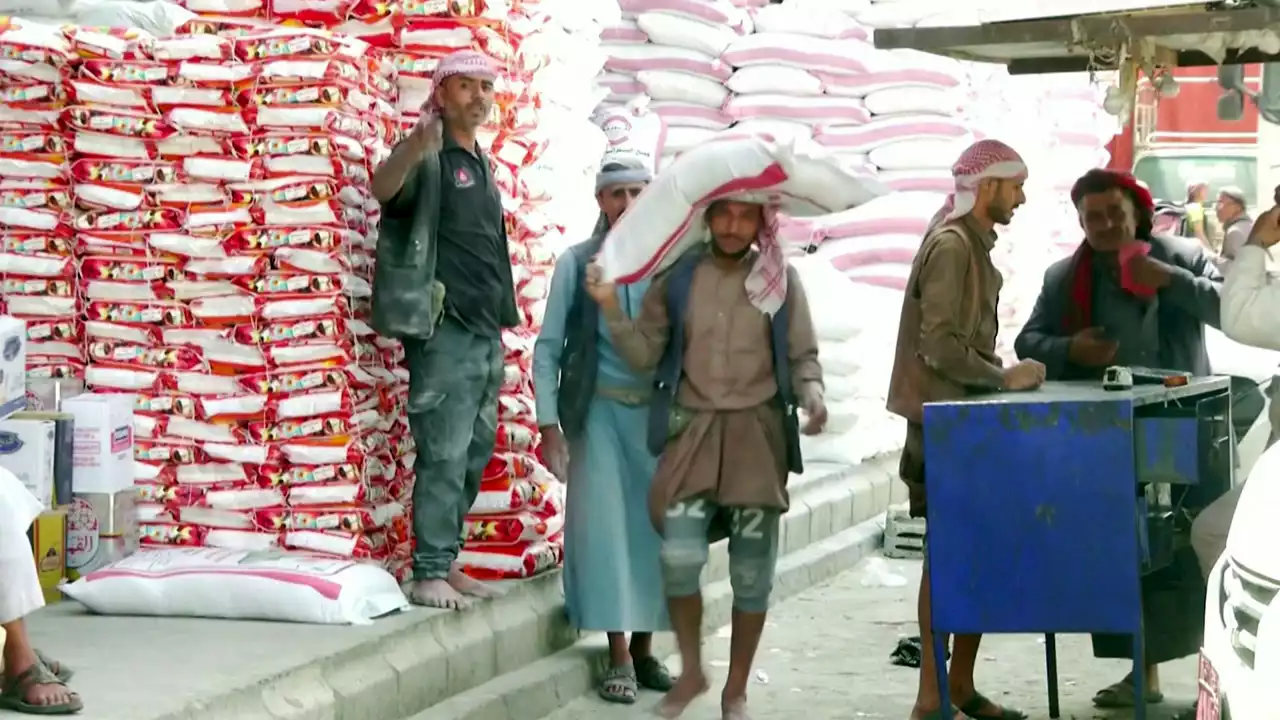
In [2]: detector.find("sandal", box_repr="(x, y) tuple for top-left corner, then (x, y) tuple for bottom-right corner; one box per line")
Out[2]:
(33, 652), (72, 683)
(1092, 680), (1163, 708)
(0, 660), (83, 715)
(634, 655), (674, 692)
(958, 692), (1027, 720)
(598, 665), (638, 705)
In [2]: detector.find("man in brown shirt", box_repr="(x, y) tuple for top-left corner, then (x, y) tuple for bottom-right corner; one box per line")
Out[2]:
(586, 199), (826, 720)
(886, 140), (1046, 720)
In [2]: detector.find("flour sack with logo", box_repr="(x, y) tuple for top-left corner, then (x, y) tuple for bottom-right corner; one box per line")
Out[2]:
(591, 96), (667, 175)
(598, 134), (890, 287)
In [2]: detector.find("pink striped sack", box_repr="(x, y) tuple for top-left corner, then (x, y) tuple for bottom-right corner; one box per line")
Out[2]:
(603, 43), (732, 82)
(725, 94), (870, 126)
(601, 19), (649, 44)
(651, 101), (733, 130)
(599, 135), (888, 284)
(815, 115), (971, 154)
(817, 235), (921, 271)
(777, 191), (945, 252)
(877, 170), (956, 194)
(619, 0), (750, 30)
(817, 69), (962, 98)
(722, 34), (877, 75)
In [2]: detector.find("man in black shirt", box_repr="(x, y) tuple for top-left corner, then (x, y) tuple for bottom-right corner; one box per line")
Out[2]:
(371, 50), (520, 609)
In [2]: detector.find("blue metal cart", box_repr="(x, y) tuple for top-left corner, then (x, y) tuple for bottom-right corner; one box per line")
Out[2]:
(923, 378), (1236, 720)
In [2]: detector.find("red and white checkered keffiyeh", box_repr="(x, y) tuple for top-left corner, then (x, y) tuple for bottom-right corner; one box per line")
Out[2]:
(928, 139), (1028, 232)
(421, 49), (497, 123)
(743, 204), (788, 316)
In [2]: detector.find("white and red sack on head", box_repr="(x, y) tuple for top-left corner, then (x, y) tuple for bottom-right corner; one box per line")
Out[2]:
(597, 134), (888, 284)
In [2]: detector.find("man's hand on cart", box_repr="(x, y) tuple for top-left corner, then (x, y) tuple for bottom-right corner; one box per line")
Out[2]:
(1002, 359), (1046, 391)
(1247, 205), (1280, 249)
(1068, 326), (1119, 367)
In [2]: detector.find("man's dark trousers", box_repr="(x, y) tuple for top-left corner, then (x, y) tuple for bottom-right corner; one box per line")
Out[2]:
(405, 316), (504, 580)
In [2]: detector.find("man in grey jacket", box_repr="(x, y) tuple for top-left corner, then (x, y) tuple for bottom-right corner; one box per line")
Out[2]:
(1014, 168), (1222, 710)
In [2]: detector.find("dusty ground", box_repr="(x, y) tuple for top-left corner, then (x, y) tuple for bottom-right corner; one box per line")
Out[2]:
(539, 556), (1198, 720)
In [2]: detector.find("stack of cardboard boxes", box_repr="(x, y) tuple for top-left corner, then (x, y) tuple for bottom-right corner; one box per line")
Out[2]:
(1, 316), (138, 603)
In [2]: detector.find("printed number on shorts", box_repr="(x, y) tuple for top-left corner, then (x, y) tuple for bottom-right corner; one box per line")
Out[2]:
(731, 509), (765, 540)
(666, 498), (707, 520)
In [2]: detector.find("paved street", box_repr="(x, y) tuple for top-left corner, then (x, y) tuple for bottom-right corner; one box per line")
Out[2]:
(539, 556), (1199, 720)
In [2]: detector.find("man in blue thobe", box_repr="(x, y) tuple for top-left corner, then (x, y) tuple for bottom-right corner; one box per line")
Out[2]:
(532, 157), (673, 705)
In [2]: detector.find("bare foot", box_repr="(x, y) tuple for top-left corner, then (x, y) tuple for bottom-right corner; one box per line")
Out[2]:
(655, 668), (709, 719)
(448, 567), (505, 599)
(721, 694), (750, 720)
(409, 579), (471, 610)
(908, 704), (963, 720)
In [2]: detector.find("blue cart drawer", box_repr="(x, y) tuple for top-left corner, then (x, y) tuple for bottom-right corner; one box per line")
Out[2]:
(1134, 416), (1201, 485)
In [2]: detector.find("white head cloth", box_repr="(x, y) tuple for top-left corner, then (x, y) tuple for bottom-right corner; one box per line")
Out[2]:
(928, 139), (1028, 232)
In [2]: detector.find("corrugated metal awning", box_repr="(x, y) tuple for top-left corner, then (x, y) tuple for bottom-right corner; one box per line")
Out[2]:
(872, 5), (1280, 74)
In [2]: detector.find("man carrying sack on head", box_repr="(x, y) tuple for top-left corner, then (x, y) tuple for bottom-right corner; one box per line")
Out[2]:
(887, 139), (1044, 720)
(584, 197), (827, 720)
(370, 49), (520, 610)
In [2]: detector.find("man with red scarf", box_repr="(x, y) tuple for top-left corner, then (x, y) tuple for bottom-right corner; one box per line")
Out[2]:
(1014, 168), (1222, 710)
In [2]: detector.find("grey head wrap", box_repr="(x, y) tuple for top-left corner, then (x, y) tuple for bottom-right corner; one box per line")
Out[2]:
(596, 155), (653, 194)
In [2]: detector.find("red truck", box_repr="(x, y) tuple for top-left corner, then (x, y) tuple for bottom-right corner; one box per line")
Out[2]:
(1106, 65), (1261, 209)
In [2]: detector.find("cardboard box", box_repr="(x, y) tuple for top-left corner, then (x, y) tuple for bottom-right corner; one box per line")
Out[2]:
(0, 418), (56, 508)
(12, 410), (74, 505)
(0, 315), (25, 419)
(63, 393), (134, 495)
(66, 491), (137, 581)
(27, 506), (67, 604)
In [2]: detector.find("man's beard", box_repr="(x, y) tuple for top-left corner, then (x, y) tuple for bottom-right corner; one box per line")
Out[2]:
(711, 240), (752, 260)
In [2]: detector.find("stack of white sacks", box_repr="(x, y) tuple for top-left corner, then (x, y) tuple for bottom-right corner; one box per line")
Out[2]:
(791, 254), (904, 465)
(594, 0), (1118, 465)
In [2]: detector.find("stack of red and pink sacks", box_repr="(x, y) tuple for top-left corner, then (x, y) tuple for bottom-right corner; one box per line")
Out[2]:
(0, 18), (420, 578)
(0, 19), (81, 380)
(335, 2), (568, 582)
(154, 1), (571, 581)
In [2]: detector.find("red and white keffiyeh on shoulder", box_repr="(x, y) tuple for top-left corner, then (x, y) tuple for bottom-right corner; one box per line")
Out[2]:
(743, 204), (787, 317)
(928, 139), (1028, 233)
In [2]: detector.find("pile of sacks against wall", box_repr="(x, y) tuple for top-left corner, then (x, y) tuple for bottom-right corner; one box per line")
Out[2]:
(0, 0), (614, 580)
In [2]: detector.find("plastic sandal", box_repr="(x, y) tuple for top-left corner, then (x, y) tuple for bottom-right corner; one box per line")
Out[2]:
(598, 665), (638, 705)
(634, 656), (674, 692)
(1092, 680), (1164, 708)
(958, 692), (1028, 720)
(0, 661), (83, 715)
(33, 652), (72, 683)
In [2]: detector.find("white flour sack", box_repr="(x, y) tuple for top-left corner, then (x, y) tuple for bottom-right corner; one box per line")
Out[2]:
(61, 547), (410, 625)
(600, 135), (888, 283)
(592, 97), (667, 172)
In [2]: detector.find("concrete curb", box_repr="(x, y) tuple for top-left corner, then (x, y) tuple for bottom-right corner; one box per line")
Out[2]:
(413, 513), (887, 720)
(145, 454), (902, 720)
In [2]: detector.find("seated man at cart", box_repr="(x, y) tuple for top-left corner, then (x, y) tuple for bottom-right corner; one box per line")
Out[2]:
(1013, 168), (1223, 710)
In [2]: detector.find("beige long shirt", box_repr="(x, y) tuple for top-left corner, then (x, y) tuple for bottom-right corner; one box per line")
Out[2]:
(886, 215), (1005, 427)
(602, 252), (823, 512)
